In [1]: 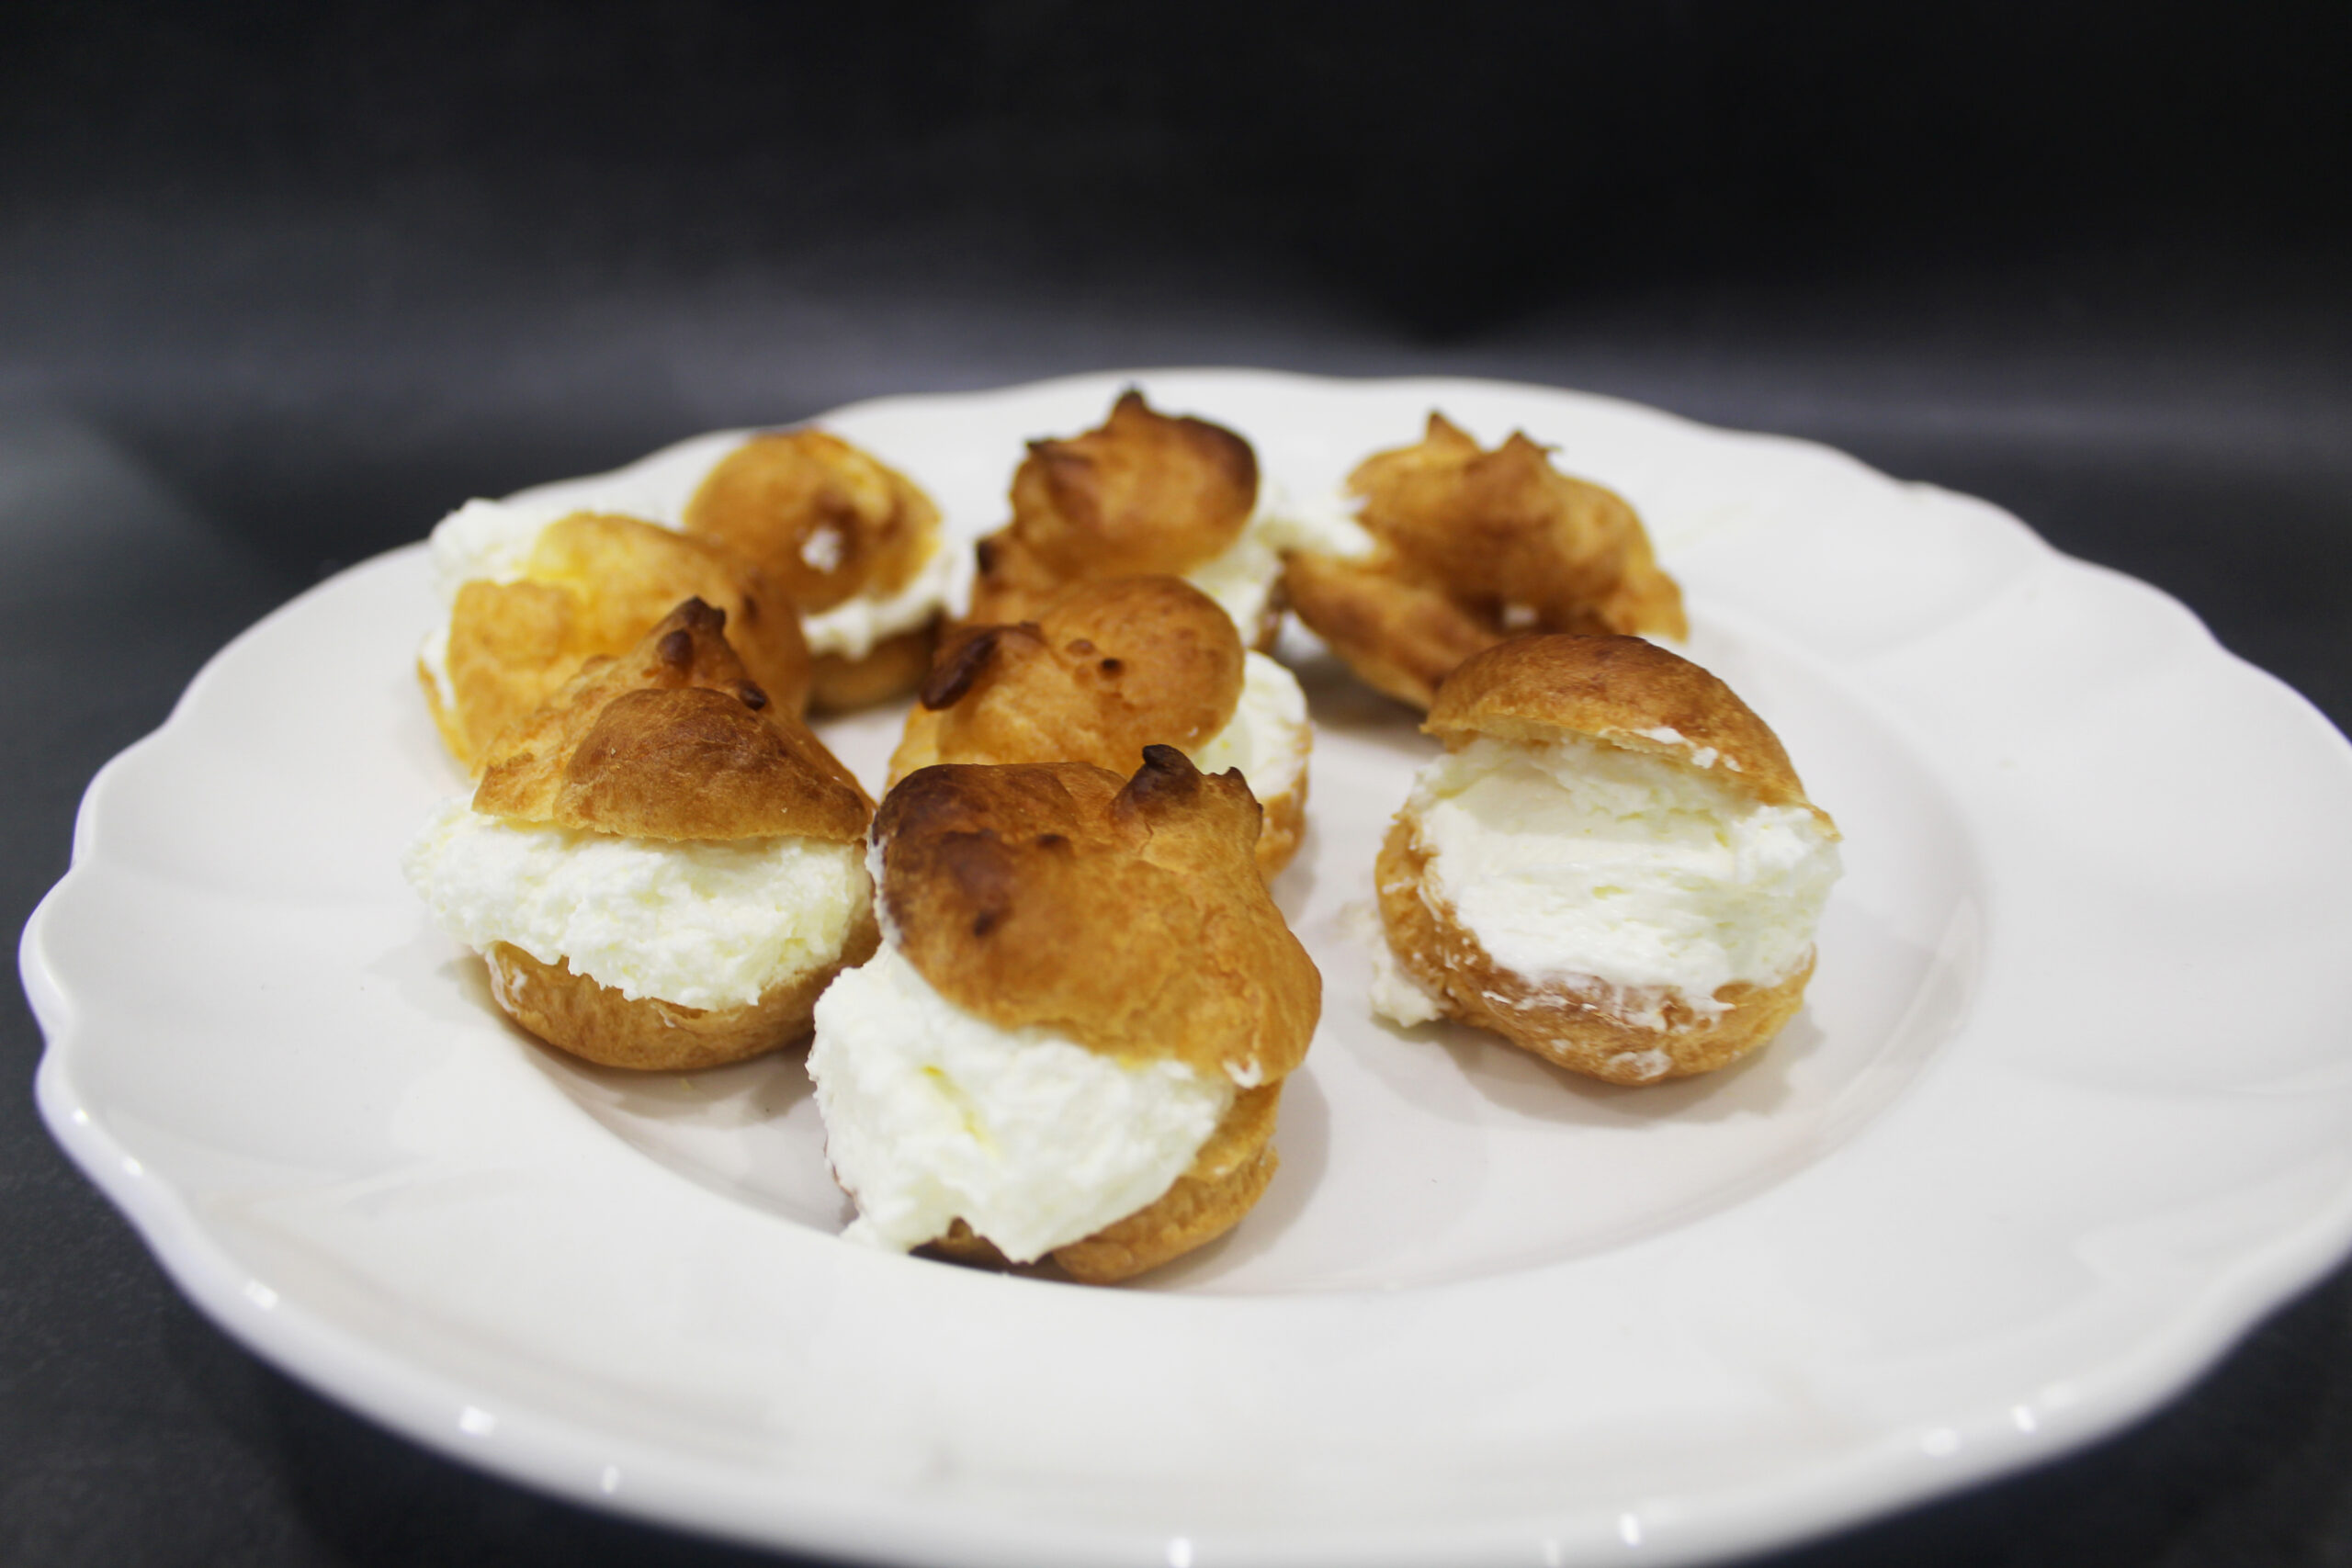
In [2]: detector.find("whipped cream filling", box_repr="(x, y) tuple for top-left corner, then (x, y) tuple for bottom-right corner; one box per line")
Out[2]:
(808, 942), (1233, 1263)
(1406, 734), (1840, 1028)
(1184, 482), (1374, 639)
(1186, 651), (1310, 807)
(403, 798), (869, 1010)
(800, 533), (970, 660)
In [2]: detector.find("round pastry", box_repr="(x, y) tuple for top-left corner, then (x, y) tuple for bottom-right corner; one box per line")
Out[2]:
(1373, 634), (1840, 1085)
(967, 389), (1363, 652)
(418, 500), (811, 773)
(405, 599), (877, 1071)
(1283, 412), (1688, 710)
(808, 748), (1321, 1283)
(888, 576), (1312, 880)
(681, 428), (960, 710)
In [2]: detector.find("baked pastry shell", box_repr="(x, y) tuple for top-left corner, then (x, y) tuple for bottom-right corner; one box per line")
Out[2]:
(888, 701), (1307, 884)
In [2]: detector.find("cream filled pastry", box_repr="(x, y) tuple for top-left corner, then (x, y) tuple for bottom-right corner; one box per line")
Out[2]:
(405, 599), (877, 1070)
(682, 428), (957, 710)
(418, 500), (810, 773)
(808, 750), (1320, 1283)
(1284, 412), (1687, 710)
(964, 389), (1297, 650)
(888, 576), (1312, 879)
(1375, 634), (1839, 1084)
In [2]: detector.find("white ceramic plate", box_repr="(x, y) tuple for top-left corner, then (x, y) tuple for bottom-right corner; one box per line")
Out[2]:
(27, 369), (2352, 1568)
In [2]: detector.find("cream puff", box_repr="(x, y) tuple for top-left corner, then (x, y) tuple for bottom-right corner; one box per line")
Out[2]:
(1283, 412), (1687, 710)
(888, 576), (1312, 879)
(1374, 634), (1839, 1084)
(418, 500), (811, 773)
(967, 389), (1338, 651)
(405, 599), (877, 1071)
(808, 748), (1320, 1282)
(681, 428), (960, 710)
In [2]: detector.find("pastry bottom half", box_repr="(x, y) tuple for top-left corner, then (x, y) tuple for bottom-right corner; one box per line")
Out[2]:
(808, 620), (938, 712)
(1375, 818), (1812, 1085)
(921, 1079), (1283, 1284)
(484, 911), (880, 1072)
(1254, 773), (1307, 882)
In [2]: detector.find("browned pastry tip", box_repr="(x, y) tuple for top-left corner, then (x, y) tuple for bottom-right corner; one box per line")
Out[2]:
(887, 575), (1245, 785)
(426, 511), (811, 770)
(682, 428), (942, 615)
(921, 1081), (1284, 1283)
(484, 906), (881, 1072)
(965, 389), (1260, 626)
(1283, 412), (1685, 710)
(1427, 633), (1826, 819)
(472, 598), (872, 842)
(872, 749), (1318, 1083)
(1374, 820), (1812, 1084)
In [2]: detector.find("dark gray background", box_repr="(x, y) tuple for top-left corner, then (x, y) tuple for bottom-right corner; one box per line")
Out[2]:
(6, 3), (2349, 1563)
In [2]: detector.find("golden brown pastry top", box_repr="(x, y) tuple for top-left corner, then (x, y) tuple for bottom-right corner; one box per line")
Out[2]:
(966, 390), (1259, 625)
(873, 750), (1318, 1078)
(473, 598), (872, 842)
(893, 576), (1245, 784)
(682, 429), (942, 615)
(1427, 633), (1826, 818)
(1351, 414), (1681, 628)
(435, 512), (811, 768)
(1281, 412), (1685, 709)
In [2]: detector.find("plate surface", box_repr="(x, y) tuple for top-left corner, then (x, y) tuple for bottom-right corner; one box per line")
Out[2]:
(26, 369), (2352, 1567)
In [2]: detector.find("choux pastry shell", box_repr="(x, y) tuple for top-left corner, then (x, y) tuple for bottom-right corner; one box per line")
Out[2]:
(967, 390), (1282, 649)
(1284, 413), (1686, 709)
(683, 428), (952, 710)
(421, 510), (811, 772)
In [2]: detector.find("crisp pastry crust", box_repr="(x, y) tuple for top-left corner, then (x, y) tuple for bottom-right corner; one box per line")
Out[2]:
(888, 576), (1305, 878)
(966, 390), (1261, 631)
(423, 512), (811, 771)
(848, 750), (1318, 1278)
(473, 598), (871, 842)
(1283, 413), (1686, 709)
(874, 750), (1319, 1082)
(921, 1082), (1283, 1283)
(683, 429), (944, 707)
(1426, 632), (1824, 821)
(1379, 634), (1833, 1083)
(458, 599), (874, 1070)
(889, 576), (1242, 777)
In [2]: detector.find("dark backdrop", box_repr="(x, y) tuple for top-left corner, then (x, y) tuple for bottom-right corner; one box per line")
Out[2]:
(5, 4), (2349, 1565)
